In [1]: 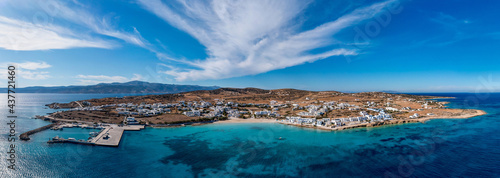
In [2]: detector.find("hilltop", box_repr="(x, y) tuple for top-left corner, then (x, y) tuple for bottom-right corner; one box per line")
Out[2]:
(61, 88), (431, 107)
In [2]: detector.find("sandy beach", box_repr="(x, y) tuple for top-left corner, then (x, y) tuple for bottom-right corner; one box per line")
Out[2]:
(418, 109), (487, 120)
(214, 118), (277, 124)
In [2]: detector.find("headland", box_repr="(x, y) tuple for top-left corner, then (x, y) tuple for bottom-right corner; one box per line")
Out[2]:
(40, 88), (485, 131)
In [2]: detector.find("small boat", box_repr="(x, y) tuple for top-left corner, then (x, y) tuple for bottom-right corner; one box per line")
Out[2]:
(89, 132), (98, 137)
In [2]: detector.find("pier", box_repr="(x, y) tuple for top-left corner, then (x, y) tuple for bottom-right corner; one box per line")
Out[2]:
(47, 136), (95, 145)
(48, 124), (144, 147)
(92, 125), (144, 146)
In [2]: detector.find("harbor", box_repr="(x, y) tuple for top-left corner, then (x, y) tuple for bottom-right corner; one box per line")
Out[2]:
(48, 124), (145, 147)
(43, 117), (145, 147)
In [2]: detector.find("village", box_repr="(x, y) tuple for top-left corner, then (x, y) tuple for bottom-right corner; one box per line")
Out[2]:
(26, 89), (486, 147)
(55, 94), (446, 129)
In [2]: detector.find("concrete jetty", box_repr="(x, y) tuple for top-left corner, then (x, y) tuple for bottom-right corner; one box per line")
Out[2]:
(91, 124), (144, 147)
(48, 137), (95, 145)
(48, 124), (145, 147)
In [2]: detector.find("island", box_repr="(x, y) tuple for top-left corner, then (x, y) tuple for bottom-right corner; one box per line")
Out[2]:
(42, 88), (485, 131)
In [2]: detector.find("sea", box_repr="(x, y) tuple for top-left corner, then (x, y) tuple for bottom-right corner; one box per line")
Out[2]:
(0, 93), (499, 177)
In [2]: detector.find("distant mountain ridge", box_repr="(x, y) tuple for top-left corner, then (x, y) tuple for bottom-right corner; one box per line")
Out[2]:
(379, 90), (403, 94)
(5, 81), (220, 94)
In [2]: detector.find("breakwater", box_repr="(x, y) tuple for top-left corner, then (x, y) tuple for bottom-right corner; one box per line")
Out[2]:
(20, 122), (58, 140)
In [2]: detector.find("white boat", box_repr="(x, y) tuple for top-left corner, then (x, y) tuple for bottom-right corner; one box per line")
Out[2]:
(89, 132), (98, 137)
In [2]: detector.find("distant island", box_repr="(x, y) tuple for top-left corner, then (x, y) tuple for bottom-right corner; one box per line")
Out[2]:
(41, 88), (486, 131)
(3, 81), (219, 94)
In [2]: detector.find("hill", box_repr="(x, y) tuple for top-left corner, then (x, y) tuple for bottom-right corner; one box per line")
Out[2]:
(43, 86), (485, 129)
(4, 81), (219, 94)
(51, 87), (432, 108)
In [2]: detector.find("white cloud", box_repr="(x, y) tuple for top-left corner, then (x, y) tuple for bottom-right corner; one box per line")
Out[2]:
(76, 74), (144, 85)
(131, 74), (144, 81)
(139, 0), (395, 81)
(0, 61), (53, 80)
(0, 0), (149, 51)
(0, 16), (113, 50)
(20, 70), (51, 80)
(40, 0), (150, 48)
(14, 61), (52, 70)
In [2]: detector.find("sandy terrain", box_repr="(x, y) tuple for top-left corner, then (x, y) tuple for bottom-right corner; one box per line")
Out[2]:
(418, 109), (487, 120)
(43, 88), (487, 131)
(214, 118), (277, 124)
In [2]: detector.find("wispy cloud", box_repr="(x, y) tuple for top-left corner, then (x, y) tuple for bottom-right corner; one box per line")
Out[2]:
(0, 16), (113, 50)
(0, 0), (149, 51)
(41, 0), (150, 48)
(1, 61), (53, 80)
(139, 0), (395, 81)
(76, 74), (144, 85)
(131, 74), (144, 81)
(410, 12), (474, 48)
(17, 61), (53, 80)
(20, 70), (51, 80)
(14, 61), (52, 70)
(431, 12), (471, 29)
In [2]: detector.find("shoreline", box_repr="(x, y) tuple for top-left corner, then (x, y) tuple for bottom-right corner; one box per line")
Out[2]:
(31, 109), (486, 133)
(194, 109), (487, 131)
(21, 109), (486, 143)
(430, 96), (456, 99)
(422, 109), (487, 120)
(279, 109), (487, 131)
(213, 118), (278, 124)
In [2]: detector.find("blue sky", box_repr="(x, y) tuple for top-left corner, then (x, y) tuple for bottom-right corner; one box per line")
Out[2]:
(1, 0), (500, 92)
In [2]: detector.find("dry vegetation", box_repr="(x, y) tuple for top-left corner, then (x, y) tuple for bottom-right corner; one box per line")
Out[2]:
(45, 88), (480, 125)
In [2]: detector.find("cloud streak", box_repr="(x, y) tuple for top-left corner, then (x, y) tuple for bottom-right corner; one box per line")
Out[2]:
(0, 0), (149, 51)
(1, 61), (53, 80)
(15, 61), (52, 70)
(0, 16), (113, 50)
(20, 70), (51, 80)
(139, 0), (395, 81)
(76, 74), (144, 85)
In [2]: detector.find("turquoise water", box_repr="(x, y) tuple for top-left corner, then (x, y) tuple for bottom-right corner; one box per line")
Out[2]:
(1, 93), (499, 177)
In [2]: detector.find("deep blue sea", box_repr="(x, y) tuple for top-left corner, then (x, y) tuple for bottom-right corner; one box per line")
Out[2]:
(1, 93), (499, 177)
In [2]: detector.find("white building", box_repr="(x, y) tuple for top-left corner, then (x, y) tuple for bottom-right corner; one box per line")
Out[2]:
(183, 110), (201, 117)
(385, 107), (399, 112)
(125, 117), (139, 125)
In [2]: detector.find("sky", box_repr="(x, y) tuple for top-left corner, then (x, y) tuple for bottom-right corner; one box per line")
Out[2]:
(1, 0), (500, 92)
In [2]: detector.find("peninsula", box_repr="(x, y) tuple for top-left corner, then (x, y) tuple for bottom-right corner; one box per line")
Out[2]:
(43, 88), (486, 131)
